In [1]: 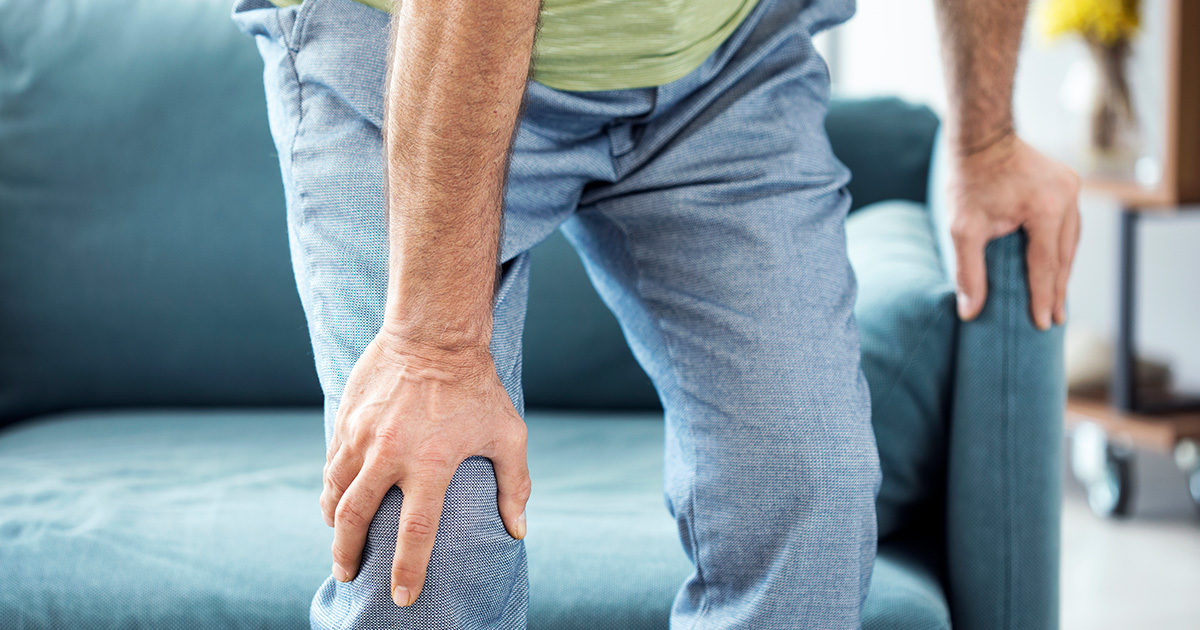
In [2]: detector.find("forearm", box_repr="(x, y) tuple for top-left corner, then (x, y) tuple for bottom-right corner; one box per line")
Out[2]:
(932, 0), (1080, 331)
(933, 0), (1028, 155)
(382, 0), (540, 353)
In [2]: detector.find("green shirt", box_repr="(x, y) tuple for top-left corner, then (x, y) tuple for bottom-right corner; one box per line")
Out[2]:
(271, 0), (761, 91)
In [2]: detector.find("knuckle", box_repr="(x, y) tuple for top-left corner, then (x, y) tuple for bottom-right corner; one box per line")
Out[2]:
(373, 437), (404, 463)
(335, 501), (370, 530)
(1067, 170), (1082, 190)
(501, 425), (528, 453)
(372, 425), (405, 454)
(323, 466), (343, 491)
(1037, 192), (1061, 212)
(514, 477), (533, 503)
(392, 563), (424, 586)
(949, 220), (974, 241)
(412, 446), (454, 472)
(346, 422), (373, 452)
(400, 513), (438, 539)
(330, 544), (356, 567)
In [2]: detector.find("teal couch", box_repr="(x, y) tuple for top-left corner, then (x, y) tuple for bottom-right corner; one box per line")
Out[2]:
(0, 0), (1064, 628)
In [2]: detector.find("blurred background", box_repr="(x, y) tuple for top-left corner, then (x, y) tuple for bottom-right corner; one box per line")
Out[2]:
(819, 1), (1200, 628)
(1, 0), (1196, 628)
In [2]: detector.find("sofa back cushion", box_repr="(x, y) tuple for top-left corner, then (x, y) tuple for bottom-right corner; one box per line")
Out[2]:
(844, 200), (956, 538)
(0, 0), (940, 421)
(0, 0), (322, 423)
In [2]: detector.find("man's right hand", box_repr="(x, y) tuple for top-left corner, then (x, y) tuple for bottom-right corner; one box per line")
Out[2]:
(319, 327), (531, 608)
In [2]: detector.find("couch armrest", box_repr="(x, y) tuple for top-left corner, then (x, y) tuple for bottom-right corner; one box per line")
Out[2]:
(928, 136), (1065, 630)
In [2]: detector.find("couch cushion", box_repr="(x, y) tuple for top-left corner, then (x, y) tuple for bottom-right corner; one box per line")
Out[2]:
(0, 0), (935, 424)
(826, 97), (940, 213)
(0, 409), (948, 629)
(846, 201), (956, 539)
(523, 233), (662, 410)
(0, 0), (322, 424)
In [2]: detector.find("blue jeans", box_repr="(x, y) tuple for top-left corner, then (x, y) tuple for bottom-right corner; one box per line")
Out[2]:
(233, 0), (880, 626)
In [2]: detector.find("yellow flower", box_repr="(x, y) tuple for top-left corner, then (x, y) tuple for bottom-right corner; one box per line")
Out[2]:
(1037, 0), (1141, 44)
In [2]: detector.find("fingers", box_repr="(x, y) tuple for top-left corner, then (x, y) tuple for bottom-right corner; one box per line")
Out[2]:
(320, 411), (348, 526)
(1025, 216), (1060, 331)
(320, 447), (363, 528)
(951, 220), (989, 321)
(1054, 202), (1081, 326)
(491, 426), (531, 541)
(326, 426), (342, 463)
(391, 474), (451, 607)
(330, 463), (393, 583)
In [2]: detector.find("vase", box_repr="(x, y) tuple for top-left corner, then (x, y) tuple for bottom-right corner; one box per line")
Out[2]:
(1085, 37), (1139, 176)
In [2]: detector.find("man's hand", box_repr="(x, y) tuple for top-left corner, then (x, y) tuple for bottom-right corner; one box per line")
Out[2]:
(933, 0), (1081, 329)
(946, 133), (1081, 329)
(320, 329), (530, 607)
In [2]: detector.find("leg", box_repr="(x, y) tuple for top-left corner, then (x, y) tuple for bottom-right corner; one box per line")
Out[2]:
(231, 0), (614, 626)
(563, 5), (878, 627)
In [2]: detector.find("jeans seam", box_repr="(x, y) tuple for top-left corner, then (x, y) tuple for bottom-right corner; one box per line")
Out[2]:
(495, 255), (529, 394)
(294, 0), (317, 53)
(278, 10), (335, 427)
(280, 0), (319, 52)
(274, 9), (291, 50)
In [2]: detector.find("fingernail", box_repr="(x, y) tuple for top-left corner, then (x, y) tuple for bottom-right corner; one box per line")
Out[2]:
(956, 291), (972, 320)
(1037, 311), (1052, 331)
(514, 512), (527, 540)
(393, 585), (412, 607)
(332, 564), (351, 583)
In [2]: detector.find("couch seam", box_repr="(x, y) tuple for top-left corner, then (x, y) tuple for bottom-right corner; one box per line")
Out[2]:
(870, 290), (952, 414)
(1002, 236), (1015, 630)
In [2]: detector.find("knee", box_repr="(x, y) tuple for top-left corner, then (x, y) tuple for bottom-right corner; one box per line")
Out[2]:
(687, 374), (882, 512)
(766, 417), (882, 512)
(311, 458), (526, 629)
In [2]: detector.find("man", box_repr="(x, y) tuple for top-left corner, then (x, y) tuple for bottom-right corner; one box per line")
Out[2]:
(233, 0), (1079, 626)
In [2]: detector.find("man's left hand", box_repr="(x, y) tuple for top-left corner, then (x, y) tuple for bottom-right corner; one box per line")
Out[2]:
(946, 133), (1081, 330)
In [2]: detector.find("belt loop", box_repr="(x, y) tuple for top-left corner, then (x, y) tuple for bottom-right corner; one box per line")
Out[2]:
(607, 123), (637, 157)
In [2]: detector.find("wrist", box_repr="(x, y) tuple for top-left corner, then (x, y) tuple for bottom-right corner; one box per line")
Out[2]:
(946, 117), (1016, 160)
(377, 314), (491, 354)
(372, 321), (495, 381)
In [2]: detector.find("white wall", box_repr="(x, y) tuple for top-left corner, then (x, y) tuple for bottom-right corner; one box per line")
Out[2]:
(824, 0), (1200, 392)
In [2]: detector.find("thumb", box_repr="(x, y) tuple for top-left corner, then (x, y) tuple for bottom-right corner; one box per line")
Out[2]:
(952, 224), (989, 321)
(491, 424), (531, 540)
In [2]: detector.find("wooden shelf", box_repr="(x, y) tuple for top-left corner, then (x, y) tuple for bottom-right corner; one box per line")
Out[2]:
(1066, 395), (1200, 453)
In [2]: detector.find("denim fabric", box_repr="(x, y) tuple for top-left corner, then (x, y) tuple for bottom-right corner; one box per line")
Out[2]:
(233, 0), (879, 626)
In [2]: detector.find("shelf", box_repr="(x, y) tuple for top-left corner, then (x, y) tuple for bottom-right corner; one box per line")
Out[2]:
(1066, 395), (1200, 453)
